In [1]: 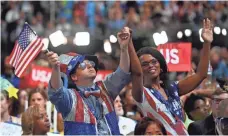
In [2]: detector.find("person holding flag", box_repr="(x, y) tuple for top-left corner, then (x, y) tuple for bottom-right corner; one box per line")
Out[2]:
(8, 22), (44, 78)
(46, 27), (132, 135)
(129, 18), (213, 135)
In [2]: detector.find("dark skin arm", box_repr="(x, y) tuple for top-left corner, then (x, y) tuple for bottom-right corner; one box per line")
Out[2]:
(128, 30), (144, 103)
(178, 18), (213, 96)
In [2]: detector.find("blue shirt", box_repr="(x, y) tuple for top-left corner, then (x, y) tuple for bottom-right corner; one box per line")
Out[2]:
(212, 61), (228, 80)
(48, 67), (131, 135)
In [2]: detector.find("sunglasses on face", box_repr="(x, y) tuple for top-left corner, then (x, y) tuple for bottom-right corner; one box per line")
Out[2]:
(78, 61), (95, 70)
(141, 59), (158, 67)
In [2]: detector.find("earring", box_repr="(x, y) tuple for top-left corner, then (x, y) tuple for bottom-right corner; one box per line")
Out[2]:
(160, 69), (163, 73)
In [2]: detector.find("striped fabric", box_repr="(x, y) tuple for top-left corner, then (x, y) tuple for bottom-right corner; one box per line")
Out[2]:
(66, 81), (115, 134)
(74, 91), (96, 124)
(9, 23), (43, 77)
(136, 87), (188, 135)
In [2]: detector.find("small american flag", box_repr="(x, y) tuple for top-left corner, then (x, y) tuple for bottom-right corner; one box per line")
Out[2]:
(9, 22), (44, 77)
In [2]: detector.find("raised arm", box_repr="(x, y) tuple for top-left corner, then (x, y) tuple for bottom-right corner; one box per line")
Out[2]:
(46, 51), (62, 89)
(118, 27), (130, 73)
(46, 52), (72, 118)
(178, 18), (213, 95)
(103, 27), (131, 99)
(128, 33), (144, 103)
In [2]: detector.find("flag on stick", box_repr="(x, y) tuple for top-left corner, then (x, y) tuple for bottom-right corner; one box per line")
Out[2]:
(9, 22), (44, 77)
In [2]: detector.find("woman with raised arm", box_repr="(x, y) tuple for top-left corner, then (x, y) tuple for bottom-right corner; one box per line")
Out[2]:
(129, 18), (213, 135)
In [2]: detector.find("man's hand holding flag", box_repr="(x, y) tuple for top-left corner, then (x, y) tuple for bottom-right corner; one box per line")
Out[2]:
(9, 22), (44, 78)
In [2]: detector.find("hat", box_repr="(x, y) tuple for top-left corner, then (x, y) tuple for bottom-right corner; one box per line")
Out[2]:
(59, 52), (98, 76)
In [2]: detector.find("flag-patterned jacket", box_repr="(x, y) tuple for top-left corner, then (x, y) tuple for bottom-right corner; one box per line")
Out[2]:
(136, 82), (189, 135)
(48, 67), (131, 135)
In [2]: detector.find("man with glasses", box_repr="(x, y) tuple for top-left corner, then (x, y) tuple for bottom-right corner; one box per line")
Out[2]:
(46, 27), (132, 135)
(188, 91), (228, 135)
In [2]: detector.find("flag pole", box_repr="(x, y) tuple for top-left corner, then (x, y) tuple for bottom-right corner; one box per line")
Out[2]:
(25, 22), (60, 65)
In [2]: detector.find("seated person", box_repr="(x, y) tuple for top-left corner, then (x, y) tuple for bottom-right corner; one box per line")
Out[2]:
(184, 94), (210, 121)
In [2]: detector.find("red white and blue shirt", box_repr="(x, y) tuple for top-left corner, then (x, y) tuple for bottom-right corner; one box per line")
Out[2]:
(136, 82), (188, 135)
(48, 67), (131, 135)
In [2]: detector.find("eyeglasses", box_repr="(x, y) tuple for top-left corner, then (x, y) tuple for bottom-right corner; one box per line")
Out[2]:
(78, 61), (95, 70)
(141, 59), (158, 67)
(212, 98), (223, 105)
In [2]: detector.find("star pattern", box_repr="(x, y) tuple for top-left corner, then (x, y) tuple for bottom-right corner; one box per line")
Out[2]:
(6, 86), (19, 99)
(18, 24), (36, 51)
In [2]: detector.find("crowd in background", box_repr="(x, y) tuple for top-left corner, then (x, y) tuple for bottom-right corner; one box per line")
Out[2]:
(1, 1), (228, 135)
(2, 1), (228, 54)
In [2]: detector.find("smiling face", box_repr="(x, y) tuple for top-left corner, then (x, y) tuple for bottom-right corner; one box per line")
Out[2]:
(139, 54), (161, 80)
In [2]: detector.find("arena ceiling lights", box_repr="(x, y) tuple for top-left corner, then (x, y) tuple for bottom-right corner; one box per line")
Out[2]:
(109, 35), (117, 43)
(73, 32), (90, 46)
(198, 28), (204, 42)
(49, 30), (67, 47)
(153, 31), (168, 46)
(103, 39), (112, 54)
(222, 28), (227, 36)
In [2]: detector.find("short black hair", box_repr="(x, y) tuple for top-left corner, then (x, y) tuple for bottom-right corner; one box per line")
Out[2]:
(134, 117), (166, 135)
(184, 93), (205, 120)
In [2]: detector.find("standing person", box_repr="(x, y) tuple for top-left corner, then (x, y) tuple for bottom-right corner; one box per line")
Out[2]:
(129, 18), (213, 135)
(46, 27), (132, 135)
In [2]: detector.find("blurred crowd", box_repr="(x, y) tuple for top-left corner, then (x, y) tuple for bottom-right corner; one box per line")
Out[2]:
(1, 1), (228, 54)
(1, 1), (228, 136)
